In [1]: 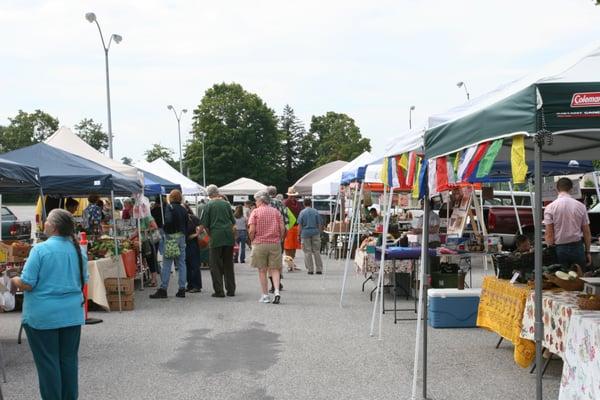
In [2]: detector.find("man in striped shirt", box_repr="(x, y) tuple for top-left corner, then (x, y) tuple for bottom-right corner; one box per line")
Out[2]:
(249, 191), (286, 304)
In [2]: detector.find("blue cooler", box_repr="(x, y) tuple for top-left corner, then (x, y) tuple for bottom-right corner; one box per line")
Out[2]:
(428, 288), (481, 328)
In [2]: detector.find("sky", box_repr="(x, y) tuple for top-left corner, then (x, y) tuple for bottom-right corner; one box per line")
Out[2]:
(1, 0), (600, 164)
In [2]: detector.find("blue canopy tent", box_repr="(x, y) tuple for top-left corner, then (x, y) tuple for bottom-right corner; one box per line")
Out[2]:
(1, 143), (141, 195)
(140, 169), (181, 195)
(0, 157), (41, 193)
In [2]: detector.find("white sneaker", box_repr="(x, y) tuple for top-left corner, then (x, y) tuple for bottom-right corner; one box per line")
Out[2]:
(258, 294), (271, 303)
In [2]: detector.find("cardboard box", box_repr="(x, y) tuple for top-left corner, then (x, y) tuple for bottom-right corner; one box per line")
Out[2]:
(328, 221), (349, 232)
(0, 241), (31, 262)
(108, 297), (135, 311)
(104, 277), (134, 294)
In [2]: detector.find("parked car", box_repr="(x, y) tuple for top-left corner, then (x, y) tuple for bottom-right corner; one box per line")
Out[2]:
(1, 206), (32, 242)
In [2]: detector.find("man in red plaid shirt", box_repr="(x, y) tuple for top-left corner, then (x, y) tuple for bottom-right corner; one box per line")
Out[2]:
(248, 191), (285, 304)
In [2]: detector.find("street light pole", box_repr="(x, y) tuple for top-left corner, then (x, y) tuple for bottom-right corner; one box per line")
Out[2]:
(456, 81), (470, 100)
(201, 131), (206, 187)
(409, 105), (415, 129)
(85, 12), (122, 159)
(167, 105), (188, 174)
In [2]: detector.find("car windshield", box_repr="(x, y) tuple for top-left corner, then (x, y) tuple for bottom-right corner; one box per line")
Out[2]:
(1, 207), (11, 217)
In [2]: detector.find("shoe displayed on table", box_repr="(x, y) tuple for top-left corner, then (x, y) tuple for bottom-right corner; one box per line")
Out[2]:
(175, 289), (186, 298)
(259, 294), (271, 303)
(212, 293), (226, 298)
(189, 288), (201, 293)
(316, 271), (322, 275)
(272, 294), (281, 304)
(149, 288), (167, 299)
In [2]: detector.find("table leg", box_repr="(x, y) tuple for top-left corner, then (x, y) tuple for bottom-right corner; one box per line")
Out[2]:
(17, 323), (23, 345)
(495, 336), (503, 349)
(362, 274), (373, 292)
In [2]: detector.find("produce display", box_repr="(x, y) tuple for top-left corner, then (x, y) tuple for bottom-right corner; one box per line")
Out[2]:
(87, 237), (138, 260)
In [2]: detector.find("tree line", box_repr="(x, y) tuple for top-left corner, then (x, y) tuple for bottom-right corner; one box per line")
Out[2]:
(0, 82), (371, 192)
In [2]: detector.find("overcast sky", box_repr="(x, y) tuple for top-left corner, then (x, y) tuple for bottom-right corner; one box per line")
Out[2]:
(1, 0), (600, 163)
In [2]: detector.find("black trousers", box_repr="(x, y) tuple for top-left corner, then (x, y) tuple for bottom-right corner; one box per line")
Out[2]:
(209, 246), (235, 295)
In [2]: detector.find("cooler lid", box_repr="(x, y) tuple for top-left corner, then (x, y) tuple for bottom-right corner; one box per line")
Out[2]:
(428, 288), (481, 298)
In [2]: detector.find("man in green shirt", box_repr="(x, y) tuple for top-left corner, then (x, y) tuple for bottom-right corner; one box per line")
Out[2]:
(199, 185), (236, 297)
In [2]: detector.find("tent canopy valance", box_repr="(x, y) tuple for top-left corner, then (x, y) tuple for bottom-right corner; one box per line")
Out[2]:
(1, 143), (142, 195)
(0, 157), (41, 193)
(219, 177), (267, 196)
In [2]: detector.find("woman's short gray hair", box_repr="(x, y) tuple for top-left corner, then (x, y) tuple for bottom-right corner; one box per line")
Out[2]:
(266, 186), (277, 196)
(254, 190), (270, 204)
(206, 184), (220, 197)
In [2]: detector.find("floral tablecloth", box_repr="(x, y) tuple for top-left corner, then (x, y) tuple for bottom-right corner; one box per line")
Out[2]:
(355, 250), (413, 275)
(476, 276), (535, 368)
(520, 290), (593, 358)
(559, 314), (600, 399)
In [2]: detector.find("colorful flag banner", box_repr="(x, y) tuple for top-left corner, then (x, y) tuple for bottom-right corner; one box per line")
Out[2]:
(476, 139), (504, 178)
(436, 156), (449, 192)
(457, 145), (478, 181)
(412, 156), (422, 199)
(463, 142), (491, 181)
(405, 152), (417, 187)
(398, 153), (408, 171)
(511, 135), (528, 184)
(447, 158), (457, 185)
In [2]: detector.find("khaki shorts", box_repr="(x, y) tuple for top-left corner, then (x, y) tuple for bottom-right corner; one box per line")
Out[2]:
(251, 243), (282, 270)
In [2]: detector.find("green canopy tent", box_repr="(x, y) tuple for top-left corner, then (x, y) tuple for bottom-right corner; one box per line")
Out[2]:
(420, 43), (600, 400)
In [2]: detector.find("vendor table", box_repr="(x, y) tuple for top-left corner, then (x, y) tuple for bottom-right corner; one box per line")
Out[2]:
(476, 276), (535, 368)
(87, 257), (127, 311)
(323, 230), (371, 259)
(559, 314), (600, 400)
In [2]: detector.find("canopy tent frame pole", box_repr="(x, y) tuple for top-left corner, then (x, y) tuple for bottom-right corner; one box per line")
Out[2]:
(508, 181), (523, 235)
(422, 194), (430, 399)
(593, 171), (600, 208)
(340, 183), (363, 306)
(138, 185), (145, 291)
(377, 187), (394, 340)
(533, 140), (544, 400)
(111, 190), (123, 312)
(0, 195), (2, 241)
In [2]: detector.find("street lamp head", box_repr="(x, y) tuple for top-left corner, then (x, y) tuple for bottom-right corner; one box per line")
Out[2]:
(456, 81), (464, 88)
(182, 109), (188, 114)
(85, 12), (97, 23)
(167, 105), (174, 110)
(410, 105), (416, 111)
(112, 34), (123, 44)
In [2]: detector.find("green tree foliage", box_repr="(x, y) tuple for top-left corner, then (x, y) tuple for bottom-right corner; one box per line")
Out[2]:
(0, 110), (59, 152)
(279, 105), (312, 186)
(121, 156), (133, 165)
(145, 143), (175, 163)
(309, 111), (371, 166)
(75, 118), (108, 152)
(186, 83), (283, 189)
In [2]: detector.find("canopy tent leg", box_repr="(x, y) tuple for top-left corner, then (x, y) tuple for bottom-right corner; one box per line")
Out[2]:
(533, 140), (544, 400)
(593, 171), (600, 208)
(0, 195), (2, 241)
(111, 190), (123, 313)
(340, 183), (362, 306)
(369, 185), (387, 337)
(422, 195), (430, 399)
(377, 187), (394, 340)
(508, 181), (523, 235)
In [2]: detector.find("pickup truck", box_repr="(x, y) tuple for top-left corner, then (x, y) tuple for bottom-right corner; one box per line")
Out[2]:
(1, 206), (32, 242)
(484, 206), (535, 249)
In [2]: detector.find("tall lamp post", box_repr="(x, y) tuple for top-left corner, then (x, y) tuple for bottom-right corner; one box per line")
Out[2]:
(409, 105), (416, 129)
(166, 105), (187, 173)
(456, 81), (470, 100)
(85, 12), (122, 159)
(201, 131), (207, 187)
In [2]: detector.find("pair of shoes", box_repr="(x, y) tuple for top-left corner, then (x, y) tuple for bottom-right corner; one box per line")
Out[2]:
(176, 289), (186, 298)
(272, 294), (281, 304)
(212, 293), (226, 298)
(240, 260), (245, 263)
(226, 292), (235, 297)
(189, 288), (201, 293)
(307, 271), (314, 275)
(269, 287), (275, 294)
(316, 271), (323, 275)
(259, 294), (271, 303)
(146, 281), (157, 287)
(149, 288), (167, 299)
(185, 287), (193, 292)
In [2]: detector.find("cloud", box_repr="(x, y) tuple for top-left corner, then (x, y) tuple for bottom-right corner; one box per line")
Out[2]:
(1, 0), (599, 163)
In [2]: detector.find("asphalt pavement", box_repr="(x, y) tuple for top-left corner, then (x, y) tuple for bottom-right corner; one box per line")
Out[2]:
(1, 247), (562, 400)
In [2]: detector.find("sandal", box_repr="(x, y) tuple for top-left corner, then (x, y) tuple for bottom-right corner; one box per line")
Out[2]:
(146, 281), (158, 287)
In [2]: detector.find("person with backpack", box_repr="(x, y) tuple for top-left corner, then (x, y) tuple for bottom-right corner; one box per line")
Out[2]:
(150, 189), (189, 299)
(10, 208), (89, 400)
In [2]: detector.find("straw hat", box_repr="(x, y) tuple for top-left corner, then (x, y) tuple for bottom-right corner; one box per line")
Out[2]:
(286, 187), (300, 196)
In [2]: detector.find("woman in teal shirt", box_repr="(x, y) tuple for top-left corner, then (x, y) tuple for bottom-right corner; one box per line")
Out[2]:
(11, 208), (88, 400)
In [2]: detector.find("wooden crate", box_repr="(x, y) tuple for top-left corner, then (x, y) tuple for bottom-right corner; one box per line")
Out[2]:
(106, 293), (134, 303)
(108, 297), (135, 311)
(104, 277), (134, 294)
(0, 241), (31, 262)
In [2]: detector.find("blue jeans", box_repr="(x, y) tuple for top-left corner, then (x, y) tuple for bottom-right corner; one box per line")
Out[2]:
(236, 230), (247, 262)
(160, 233), (187, 290)
(186, 239), (202, 289)
(555, 241), (586, 270)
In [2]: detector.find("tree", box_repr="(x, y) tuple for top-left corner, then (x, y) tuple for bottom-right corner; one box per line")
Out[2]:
(0, 110), (59, 152)
(75, 118), (108, 152)
(145, 144), (175, 163)
(279, 105), (312, 186)
(186, 82), (283, 189)
(121, 157), (133, 166)
(309, 111), (371, 166)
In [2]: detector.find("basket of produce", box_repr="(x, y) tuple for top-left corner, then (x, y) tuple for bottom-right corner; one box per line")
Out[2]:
(544, 271), (584, 291)
(577, 294), (600, 310)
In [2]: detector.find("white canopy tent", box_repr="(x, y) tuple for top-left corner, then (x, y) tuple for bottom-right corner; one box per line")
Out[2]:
(135, 159), (206, 196)
(219, 177), (267, 196)
(311, 152), (376, 196)
(293, 160), (348, 196)
(45, 126), (140, 182)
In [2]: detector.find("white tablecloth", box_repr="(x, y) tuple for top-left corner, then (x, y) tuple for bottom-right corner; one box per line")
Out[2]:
(87, 257), (126, 311)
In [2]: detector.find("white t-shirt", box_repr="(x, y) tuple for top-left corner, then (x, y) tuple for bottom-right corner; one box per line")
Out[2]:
(0, 275), (15, 312)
